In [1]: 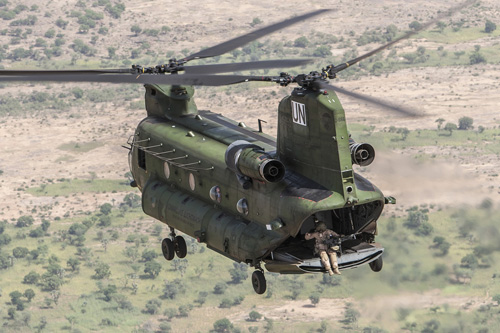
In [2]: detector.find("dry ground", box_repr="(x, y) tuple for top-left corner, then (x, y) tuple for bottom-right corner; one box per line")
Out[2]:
(0, 0), (499, 329)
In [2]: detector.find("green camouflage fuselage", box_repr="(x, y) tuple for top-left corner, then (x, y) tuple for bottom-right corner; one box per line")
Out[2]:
(129, 84), (384, 267)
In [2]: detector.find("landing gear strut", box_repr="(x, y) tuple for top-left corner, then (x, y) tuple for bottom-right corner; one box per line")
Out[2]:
(251, 263), (267, 294)
(161, 227), (187, 261)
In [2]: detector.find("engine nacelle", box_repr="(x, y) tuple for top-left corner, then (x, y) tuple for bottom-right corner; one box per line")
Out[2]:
(349, 138), (375, 166)
(225, 140), (285, 183)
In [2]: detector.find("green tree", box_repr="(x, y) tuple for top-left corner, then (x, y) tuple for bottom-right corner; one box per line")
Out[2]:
(461, 254), (478, 269)
(313, 45), (332, 57)
(98, 215), (111, 227)
(10, 290), (23, 306)
(101, 284), (117, 302)
(66, 257), (80, 272)
(229, 262), (248, 284)
(41, 219), (50, 231)
(107, 46), (116, 58)
(0, 233), (11, 245)
(93, 262), (111, 279)
(435, 118), (445, 130)
(23, 271), (40, 284)
(162, 279), (186, 299)
(213, 318), (233, 332)
(144, 261), (162, 278)
(343, 307), (360, 325)
(293, 36), (309, 48)
(24, 288), (35, 302)
(131, 25), (142, 35)
(100, 203), (112, 215)
(485, 20), (497, 33)
(309, 293), (320, 306)
(122, 193), (141, 208)
(141, 249), (158, 262)
(470, 51), (486, 65)
(219, 298), (232, 308)
(250, 17), (262, 27)
(16, 215), (34, 227)
(248, 310), (262, 322)
(144, 298), (162, 314)
(123, 246), (139, 262)
(443, 122), (457, 135)
(213, 282), (227, 294)
(404, 210), (429, 229)
(12, 247), (29, 258)
(163, 308), (177, 321)
(458, 116), (473, 130)
(65, 316), (77, 331)
(436, 21), (447, 32)
(409, 20), (422, 31)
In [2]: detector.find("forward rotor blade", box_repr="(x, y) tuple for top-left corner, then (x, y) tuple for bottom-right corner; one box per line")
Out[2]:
(183, 9), (332, 62)
(0, 69), (131, 76)
(0, 73), (258, 86)
(183, 59), (312, 74)
(331, 0), (474, 74)
(321, 81), (422, 117)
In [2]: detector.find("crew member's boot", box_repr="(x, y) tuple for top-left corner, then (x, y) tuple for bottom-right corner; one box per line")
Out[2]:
(320, 251), (334, 276)
(329, 251), (341, 275)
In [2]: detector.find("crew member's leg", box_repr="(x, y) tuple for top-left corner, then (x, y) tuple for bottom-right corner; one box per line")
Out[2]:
(328, 248), (341, 275)
(320, 250), (334, 276)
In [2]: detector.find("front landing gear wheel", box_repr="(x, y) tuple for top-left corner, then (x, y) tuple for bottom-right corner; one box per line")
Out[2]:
(252, 270), (267, 295)
(161, 238), (175, 261)
(174, 236), (187, 258)
(369, 256), (383, 272)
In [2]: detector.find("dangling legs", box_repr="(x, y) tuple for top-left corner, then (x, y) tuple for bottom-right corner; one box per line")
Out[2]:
(328, 248), (341, 275)
(320, 251), (334, 276)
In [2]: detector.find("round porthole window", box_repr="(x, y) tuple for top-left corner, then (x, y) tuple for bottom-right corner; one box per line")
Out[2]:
(189, 173), (196, 191)
(236, 198), (249, 215)
(164, 162), (170, 179)
(209, 186), (222, 203)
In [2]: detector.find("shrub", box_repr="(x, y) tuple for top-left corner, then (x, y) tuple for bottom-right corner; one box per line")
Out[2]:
(143, 298), (161, 314)
(213, 282), (227, 294)
(213, 318), (233, 332)
(16, 215), (34, 228)
(485, 20), (497, 33)
(294, 36), (309, 48)
(23, 271), (40, 284)
(93, 262), (111, 279)
(12, 247), (29, 258)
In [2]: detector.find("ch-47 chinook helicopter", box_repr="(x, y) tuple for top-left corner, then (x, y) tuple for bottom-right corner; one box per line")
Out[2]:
(0, 3), (471, 294)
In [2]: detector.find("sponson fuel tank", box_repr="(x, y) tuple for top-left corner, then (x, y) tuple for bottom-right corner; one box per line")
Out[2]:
(141, 178), (285, 261)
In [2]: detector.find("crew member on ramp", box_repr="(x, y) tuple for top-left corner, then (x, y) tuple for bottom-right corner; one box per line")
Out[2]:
(305, 221), (341, 275)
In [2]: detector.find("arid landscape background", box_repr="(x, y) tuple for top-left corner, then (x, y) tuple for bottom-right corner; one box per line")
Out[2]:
(0, 0), (499, 332)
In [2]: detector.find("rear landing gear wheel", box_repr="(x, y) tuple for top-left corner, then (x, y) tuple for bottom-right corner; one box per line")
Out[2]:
(161, 238), (175, 261)
(174, 236), (187, 258)
(252, 270), (267, 295)
(369, 256), (383, 272)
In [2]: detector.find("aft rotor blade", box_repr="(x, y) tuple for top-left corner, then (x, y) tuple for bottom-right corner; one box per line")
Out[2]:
(331, 0), (474, 74)
(0, 73), (259, 86)
(184, 59), (312, 74)
(183, 9), (332, 62)
(0, 69), (131, 75)
(321, 81), (422, 117)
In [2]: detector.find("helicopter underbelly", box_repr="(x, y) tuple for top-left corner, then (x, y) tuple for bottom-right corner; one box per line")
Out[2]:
(264, 242), (383, 274)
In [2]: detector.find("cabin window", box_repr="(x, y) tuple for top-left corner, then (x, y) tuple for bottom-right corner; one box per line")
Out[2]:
(236, 198), (249, 215)
(210, 186), (222, 203)
(164, 162), (170, 179)
(138, 148), (146, 170)
(189, 173), (196, 191)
